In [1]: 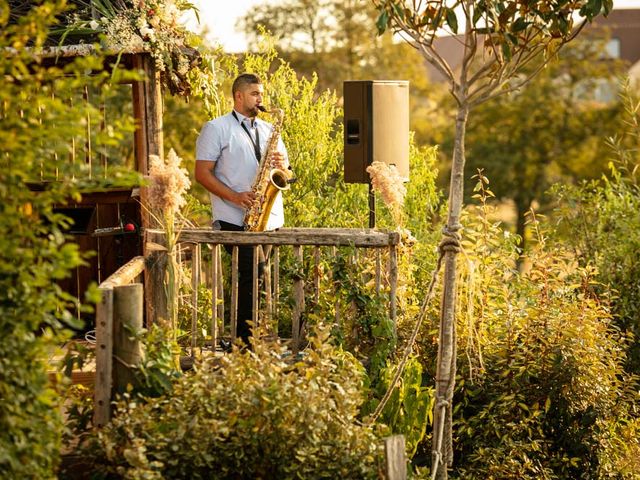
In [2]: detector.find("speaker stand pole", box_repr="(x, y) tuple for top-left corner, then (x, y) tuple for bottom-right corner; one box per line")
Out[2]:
(368, 182), (376, 229)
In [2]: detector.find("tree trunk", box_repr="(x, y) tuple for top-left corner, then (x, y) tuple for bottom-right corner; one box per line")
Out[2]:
(515, 199), (528, 257)
(432, 104), (469, 480)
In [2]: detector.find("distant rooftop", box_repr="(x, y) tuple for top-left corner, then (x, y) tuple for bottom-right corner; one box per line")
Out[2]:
(425, 8), (640, 82)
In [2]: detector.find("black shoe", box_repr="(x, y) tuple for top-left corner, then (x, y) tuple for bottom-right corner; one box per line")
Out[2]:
(219, 339), (232, 353)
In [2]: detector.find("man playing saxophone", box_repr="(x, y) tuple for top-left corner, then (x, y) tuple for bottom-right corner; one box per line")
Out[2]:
(195, 73), (289, 346)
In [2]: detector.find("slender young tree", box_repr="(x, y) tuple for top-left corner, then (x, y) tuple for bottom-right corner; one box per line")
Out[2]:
(372, 1), (612, 478)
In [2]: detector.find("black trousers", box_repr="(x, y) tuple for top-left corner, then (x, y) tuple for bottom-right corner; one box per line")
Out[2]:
(216, 220), (265, 344)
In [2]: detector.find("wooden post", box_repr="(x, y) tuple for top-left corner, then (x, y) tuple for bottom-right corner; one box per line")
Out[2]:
(332, 246), (340, 327)
(216, 249), (224, 325)
(134, 53), (165, 326)
(384, 435), (407, 480)
(113, 283), (144, 394)
(292, 245), (305, 354)
(376, 249), (382, 295)
(389, 244), (398, 335)
(262, 246), (273, 332)
(252, 245), (259, 329)
(211, 244), (219, 350)
(313, 246), (321, 304)
(146, 249), (168, 326)
(94, 287), (114, 428)
(230, 246), (239, 341)
(191, 244), (201, 355)
(273, 246), (280, 335)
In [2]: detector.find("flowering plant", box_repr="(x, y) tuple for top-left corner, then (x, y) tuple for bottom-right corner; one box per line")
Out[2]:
(64, 0), (205, 96)
(367, 160), (407, 226)
(145, 148), (190, 345)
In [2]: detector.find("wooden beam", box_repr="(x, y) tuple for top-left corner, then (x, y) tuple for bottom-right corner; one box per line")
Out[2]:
(99, 256), (145, 289)
(147, 228), (400, 247)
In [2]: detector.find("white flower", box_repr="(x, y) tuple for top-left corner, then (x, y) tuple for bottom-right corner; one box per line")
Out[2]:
(89, 20), (100, 30)
(140, 27), (155, 41)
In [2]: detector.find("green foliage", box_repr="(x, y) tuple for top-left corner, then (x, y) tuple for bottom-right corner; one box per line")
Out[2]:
(88, 326), (384, 479)
(371, 357), (435, 458)
(131, 323), (182, 398)
(0, 1), (137, 477)
(0, 2), (146, 476)
(330, 250), (396, 377)
(448, 177), (639, 479)
(460, 33), (625, 244)
(375, 0), (612, 50)
(240, 36), (369, 228)
(240, 0), (445, 144)
(551, 85), (640, 373)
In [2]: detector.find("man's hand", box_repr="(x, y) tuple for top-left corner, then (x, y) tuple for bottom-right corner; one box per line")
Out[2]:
(231, 191), (256, 209)
(270, 151), (287, 170)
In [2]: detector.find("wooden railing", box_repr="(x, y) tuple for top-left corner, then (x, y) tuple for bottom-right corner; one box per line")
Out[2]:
(94, 228), (401, 426)
(146, 227), (401, 354)
(91, 229), (407, 477)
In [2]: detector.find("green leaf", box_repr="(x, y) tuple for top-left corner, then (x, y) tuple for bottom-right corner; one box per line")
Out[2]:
(445, 8), (459, 34)
(376, 10), (389, 35)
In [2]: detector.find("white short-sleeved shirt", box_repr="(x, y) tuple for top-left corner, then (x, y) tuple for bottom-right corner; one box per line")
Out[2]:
(196, 111), (288, 230)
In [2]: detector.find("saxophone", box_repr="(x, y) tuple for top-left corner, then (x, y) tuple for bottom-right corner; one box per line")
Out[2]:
(243, 106), (293, 231)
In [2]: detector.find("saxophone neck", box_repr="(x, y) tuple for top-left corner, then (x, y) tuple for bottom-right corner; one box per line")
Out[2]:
(258, 105), (284, 123)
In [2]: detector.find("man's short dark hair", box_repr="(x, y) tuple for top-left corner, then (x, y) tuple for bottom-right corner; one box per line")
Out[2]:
(232, 73), (262, 96)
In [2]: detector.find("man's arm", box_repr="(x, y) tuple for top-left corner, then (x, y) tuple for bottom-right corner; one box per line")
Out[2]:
(194, 160), (256, 209)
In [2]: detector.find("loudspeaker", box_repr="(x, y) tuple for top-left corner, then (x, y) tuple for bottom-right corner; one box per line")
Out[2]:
(343, 80), (410, 184)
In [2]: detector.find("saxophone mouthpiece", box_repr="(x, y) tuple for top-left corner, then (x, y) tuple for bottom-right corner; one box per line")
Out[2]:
(257, 105), (267, 113)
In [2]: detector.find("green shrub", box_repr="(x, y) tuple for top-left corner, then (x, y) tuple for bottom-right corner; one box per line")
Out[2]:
(552, 87), (640, 374)
(88, 325), (384, 479)
(0, 2), (139, 476)
(448, 176), (638, 479)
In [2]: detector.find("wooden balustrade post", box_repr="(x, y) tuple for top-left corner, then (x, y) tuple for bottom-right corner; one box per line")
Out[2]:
(332, 246), (340, 327)
(273, 246), (280, 335)
(389, 244), (398, 336)
(211, 244), (219, 350)
(113, 283), (144, 394)
(94, 287), (114, 428)
(252, 246), (259, 330)
(292, 245), (305, 354)
(230, 246), (239, 341)
(313, 246), (321, 304)
(262, 246), (273, 332)
(191, 244), (201, 355)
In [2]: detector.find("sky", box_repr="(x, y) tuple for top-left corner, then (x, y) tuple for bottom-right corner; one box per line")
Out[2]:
(185, 0), (640, 53)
